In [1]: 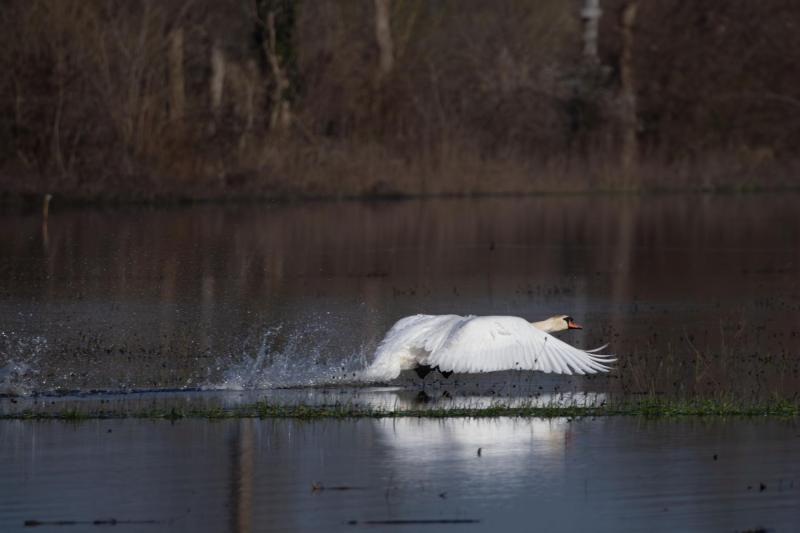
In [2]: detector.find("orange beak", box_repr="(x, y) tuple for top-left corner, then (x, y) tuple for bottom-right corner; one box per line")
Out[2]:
(567, 320), (583, 330)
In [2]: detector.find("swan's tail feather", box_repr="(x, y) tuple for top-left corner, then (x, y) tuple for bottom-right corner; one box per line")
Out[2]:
(359, 348), (405, 382)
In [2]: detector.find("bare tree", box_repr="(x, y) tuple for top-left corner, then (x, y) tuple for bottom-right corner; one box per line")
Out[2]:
(259, 3), (293, 130)
(209, 39), (226, 128)
(581, 0), (602, 62)
(374, 0), (394, 79)
(2, 0), (799, 197)
(619, 1), (638, 180)
(168, 27), (185, 127)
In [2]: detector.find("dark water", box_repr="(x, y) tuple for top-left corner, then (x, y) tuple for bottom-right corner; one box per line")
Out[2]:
(1, 417), (799, 532)
(1, 195), (799, 401)
(2, 196), (800, 531)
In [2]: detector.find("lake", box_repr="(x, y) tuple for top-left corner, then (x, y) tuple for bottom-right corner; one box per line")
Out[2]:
(1, 195), (800, 531)
(1, 195), (799, 399)
(1, 417), (798, 532)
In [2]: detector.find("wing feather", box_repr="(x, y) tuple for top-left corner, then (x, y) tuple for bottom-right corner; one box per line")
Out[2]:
(426, 316), (613, 375)
(547, 341), (571, 375)
(585, 343), (609, 353)
(551, 343), (583, 375)
(361, 314), (473, 380)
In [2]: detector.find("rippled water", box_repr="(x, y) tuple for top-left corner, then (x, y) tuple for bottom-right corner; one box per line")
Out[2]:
(1, 417), (798, 532)
(2, 195), (799, 401)
(2, 196), (799, 531)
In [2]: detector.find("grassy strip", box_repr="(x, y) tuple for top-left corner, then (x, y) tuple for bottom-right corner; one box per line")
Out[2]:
(1, 398), (799, 421)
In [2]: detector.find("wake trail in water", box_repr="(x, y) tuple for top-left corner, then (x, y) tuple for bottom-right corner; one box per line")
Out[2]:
(0, 314), (383, 396)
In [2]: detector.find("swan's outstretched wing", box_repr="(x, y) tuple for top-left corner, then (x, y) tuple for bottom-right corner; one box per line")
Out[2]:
(427, 316), (614, 375)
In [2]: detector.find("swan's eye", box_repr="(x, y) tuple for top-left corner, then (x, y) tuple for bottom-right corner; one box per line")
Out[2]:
(564, 316), (573, 323)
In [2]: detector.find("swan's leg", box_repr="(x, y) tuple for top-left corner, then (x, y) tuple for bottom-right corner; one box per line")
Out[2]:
(414, 365), (433, 380)
(438, 368), (453, 379)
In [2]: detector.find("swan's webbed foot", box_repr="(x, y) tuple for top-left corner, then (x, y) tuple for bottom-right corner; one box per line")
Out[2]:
(439, 369), (453, 379)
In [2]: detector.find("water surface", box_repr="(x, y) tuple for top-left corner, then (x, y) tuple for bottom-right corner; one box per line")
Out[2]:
(1, 195), (799, 403)
(1, 417), (798, 532)
(2, 196), (799, 531)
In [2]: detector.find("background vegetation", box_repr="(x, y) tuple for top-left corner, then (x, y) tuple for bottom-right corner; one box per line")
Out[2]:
(1, 0), (799, 200)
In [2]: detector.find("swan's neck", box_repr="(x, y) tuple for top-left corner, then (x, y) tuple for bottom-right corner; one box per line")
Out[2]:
(530, 318), (562, 333)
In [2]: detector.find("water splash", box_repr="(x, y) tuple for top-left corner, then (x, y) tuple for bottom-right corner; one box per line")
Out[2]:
(206, 318), (375, 390)
(0, 331), (47, 396)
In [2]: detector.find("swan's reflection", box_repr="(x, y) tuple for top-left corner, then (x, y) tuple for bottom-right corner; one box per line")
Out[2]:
(380, 417), (569, 459)
(372, 416), (574, 493)
(255, 386), (608, 411)
(222, 414), (579, 531)
(0, 385), (607, 417)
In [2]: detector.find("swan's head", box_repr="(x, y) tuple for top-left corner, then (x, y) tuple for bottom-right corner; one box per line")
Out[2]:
(533, 315), (583, 333)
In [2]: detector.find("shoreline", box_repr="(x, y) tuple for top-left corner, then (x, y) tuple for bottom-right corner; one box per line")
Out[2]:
(3, 183), (800, 211)
(3, 398), (799, 420)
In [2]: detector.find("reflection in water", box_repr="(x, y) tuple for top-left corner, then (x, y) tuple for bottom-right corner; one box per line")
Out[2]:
(223, 417), (576, 529)
(5, 418), (796, 532)
(230, 419), (254, 533)
(0, 386), (608, 418)
(1, 195), (799, 398)
(375, 417), (570, 476)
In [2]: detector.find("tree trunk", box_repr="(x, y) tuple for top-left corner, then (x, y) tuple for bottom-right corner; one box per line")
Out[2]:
(263, 10), (291, 130)
(374, 0), (394, 78)
(168, 27), (185, 126)
(210, 39), (226, 126)
(243, 60), (257, 133)
(581, 0), (602, 63)
(619, 1), (638, 183)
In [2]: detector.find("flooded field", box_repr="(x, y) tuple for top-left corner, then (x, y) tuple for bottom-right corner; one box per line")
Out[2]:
(2, 417), (798, 532)
(1, 195), (799, 403)
(2, 195), (800, 531)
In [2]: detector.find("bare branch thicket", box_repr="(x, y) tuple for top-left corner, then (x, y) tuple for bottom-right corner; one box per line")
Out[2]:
(618, 1), (638, 181)
(1, 0), (799, 197)
(618, 0), (800, 160)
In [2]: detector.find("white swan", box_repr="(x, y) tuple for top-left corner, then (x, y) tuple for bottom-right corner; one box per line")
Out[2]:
(360, 314), (614, 381)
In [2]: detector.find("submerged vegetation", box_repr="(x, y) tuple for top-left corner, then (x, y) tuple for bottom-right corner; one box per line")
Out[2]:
(3, 396), (799, 421)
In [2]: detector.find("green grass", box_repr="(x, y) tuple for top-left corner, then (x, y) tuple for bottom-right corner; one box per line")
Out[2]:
(2, 397), (799, 421)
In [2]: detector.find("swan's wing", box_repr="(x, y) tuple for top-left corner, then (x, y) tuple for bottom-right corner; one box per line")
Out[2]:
(376, 314), (469, 355)
(426, 316), (614, 375)
(361, 314), (471, 381)
(585, 343), (609, 353)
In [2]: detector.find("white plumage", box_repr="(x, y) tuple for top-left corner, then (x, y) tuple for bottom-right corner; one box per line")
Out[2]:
(360, 314), (614, 382)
